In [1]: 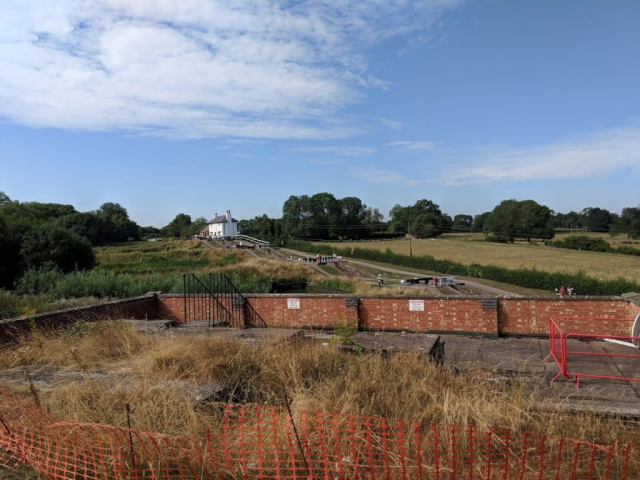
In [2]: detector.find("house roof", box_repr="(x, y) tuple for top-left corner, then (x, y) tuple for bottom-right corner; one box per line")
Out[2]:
(207, 214), (238, 224)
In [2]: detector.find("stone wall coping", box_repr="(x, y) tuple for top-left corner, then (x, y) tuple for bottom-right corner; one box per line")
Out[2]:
(622, 292), (640, 306)
(158, 293), (624, 301)
(0, 294), (156, 326)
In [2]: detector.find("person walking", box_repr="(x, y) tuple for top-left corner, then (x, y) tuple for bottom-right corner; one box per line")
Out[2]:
(559, 285), (566, 297)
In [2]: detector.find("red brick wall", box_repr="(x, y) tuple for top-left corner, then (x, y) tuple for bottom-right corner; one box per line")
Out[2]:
(158, 294), (636, 336)
(247, 296), (356, 329)
(10, 294), (633, 341)
(0, 295), (157, 344)
(359, 298), (498, 335)
(498, 298), (632, 335)
(158, 295), (253, 326)
(157, 295), (185, 322)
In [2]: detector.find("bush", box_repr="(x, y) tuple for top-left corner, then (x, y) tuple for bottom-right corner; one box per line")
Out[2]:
(20, 224), (96, 273)
(285, 239), (640, 296)
(484, 234), (510, 243)
(549, 236), (611, 252)
(548, 235), (640, 257)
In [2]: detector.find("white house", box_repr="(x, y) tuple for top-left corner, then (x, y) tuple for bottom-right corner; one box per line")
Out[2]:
(201, 210), (238, 238)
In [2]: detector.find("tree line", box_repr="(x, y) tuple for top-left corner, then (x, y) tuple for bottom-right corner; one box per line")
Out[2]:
(3, 188), (639, 291)
(0, 192), (144, 289)
(235, 193), (640, 244)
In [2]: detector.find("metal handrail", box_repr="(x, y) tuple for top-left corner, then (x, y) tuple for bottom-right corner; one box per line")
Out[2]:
(183, 274), (234, 326)
(209, 273), (267, 328)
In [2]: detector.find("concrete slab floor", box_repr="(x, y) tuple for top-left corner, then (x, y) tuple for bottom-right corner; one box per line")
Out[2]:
(159, 323), (305, 344)
(442, 335), (640, 416)
(305, 331), (444, 363)
(119, 322), (640, 416)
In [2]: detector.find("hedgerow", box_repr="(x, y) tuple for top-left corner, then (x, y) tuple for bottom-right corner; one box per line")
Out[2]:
(548, 235), (640, 257)
(14, 269), (271, 299)
(285, 239), (640, 296)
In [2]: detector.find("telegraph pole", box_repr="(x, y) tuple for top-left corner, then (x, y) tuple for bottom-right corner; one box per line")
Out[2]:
(408, 222), (413, 257)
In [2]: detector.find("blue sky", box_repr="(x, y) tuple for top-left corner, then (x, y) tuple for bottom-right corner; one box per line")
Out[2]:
(1, 0), (639, 227)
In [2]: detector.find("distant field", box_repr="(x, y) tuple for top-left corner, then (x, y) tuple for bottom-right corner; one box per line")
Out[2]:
(331, 233), (640, 283)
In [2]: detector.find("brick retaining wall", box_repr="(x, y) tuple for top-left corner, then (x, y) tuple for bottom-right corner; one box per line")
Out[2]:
(0, 295), (157, 343)
(358, 297), (498, 335)
(3, 293), (640, 343)
(498, 298), (632, 335)
(158, 295), (636, 336)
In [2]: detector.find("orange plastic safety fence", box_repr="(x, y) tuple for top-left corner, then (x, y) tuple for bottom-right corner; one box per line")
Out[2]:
(0, 388), (637, 479)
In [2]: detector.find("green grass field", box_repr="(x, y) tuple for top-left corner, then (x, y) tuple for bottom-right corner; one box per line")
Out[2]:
(332, 233), (640, 283)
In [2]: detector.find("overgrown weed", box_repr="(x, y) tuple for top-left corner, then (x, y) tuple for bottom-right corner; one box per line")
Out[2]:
(0, 322), (636, 446)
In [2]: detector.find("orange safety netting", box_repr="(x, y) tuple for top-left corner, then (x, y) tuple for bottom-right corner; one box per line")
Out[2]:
(0, 388), (637, 479)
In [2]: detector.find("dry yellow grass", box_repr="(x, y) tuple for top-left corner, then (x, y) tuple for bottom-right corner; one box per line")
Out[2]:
(334, 234), (640, 282)
(223, 256), (437, 296)
(0, 321), (637, 447)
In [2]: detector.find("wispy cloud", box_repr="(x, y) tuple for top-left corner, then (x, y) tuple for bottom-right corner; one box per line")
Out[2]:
(310, 158), (341, 166)
(388, 140), (439, 151)
(375, 117), (406, 130)
(351, 167), (419, 185)
(0, 0), (460, 140)
(441, 126), (640, 185)
(293, 146), (376, 157)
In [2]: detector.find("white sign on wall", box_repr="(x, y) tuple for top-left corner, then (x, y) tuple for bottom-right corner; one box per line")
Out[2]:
(287, 298), (301, 310)
(408, 299), (424, 312)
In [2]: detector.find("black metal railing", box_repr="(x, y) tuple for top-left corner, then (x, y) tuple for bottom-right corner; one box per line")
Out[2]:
(183, 273), (266, 328)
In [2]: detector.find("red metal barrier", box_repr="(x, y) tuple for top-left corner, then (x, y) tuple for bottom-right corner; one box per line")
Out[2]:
(544, 316), (640, 388)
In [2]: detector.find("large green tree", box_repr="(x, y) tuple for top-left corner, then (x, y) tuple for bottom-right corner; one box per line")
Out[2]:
(282, 193), (365, 239)
(484, 199), (554, 242)
(163, 213), (193, 238)
(610, 206), (640, 241)
(580, 207), (612, 232)
(471, 212), (491, 232)
(388, 199), (451, 238)
(0, 195), (142, 288)
(453, 214), (473, 232)
(56, 212), (110, 245)
(20, 225), (96, 273)
(549, 211), (583, 229)
(97, 202), (140, 242)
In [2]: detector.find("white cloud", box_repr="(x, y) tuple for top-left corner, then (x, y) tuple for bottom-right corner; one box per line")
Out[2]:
(309, 158), (341, 166)
(351, 167), (419, 185)
(375, 117), (406, 130)
(388, 140), (439, 151)
(292, 146), (376, 157)
(441, 126), (640, 185)
(0, 0), (460, 140)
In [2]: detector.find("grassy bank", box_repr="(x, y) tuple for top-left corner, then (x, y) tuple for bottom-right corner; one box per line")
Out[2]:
(1, 240), (438, 319)
(94, 240), (240, 274)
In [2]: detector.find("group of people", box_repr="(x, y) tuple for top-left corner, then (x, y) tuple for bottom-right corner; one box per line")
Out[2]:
(556, 285), (574, 297)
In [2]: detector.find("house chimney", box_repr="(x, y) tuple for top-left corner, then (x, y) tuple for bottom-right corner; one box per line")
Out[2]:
(226, 210), (231, 221)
